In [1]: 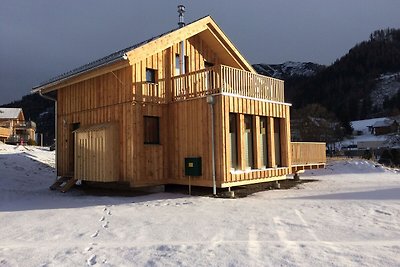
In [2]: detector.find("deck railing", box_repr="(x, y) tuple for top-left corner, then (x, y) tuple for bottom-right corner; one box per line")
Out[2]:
(172, 65), (284, 102)
(291, 142), (326, 165)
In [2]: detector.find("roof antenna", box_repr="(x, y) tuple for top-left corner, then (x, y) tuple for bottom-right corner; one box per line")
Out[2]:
(178, 5), (185, 28)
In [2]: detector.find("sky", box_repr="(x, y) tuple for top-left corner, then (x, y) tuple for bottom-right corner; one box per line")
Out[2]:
(1, 0), (400, 105)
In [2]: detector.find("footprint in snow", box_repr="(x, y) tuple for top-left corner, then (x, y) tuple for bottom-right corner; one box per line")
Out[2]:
(375, 209), (392, 216)
(85, 246), (93, 252)
(107, 210), (111, 216)
(87, 255), (97, 265)
(102, 221), (109, 228)
(99, 216), (105, 222)
(91, 230), (99, 238)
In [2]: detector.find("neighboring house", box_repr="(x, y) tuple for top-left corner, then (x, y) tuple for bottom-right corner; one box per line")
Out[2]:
(0, 108), (36, 144)
(372, 119), (399, 135)
(32, 15), (325, 192)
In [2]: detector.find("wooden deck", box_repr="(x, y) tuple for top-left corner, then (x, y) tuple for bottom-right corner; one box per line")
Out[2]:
(291, 142), (326, 173)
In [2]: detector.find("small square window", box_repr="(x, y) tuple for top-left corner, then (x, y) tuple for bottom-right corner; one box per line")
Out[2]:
(144, 116), (160, 144)
(146, 68), (156, 83)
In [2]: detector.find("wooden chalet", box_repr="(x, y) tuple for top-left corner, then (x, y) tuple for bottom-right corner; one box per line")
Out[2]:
(0, 108), (36, 144)
(32, 15), (326, 192)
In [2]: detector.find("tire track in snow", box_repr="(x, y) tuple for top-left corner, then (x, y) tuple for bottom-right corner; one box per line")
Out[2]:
(247, 225), (261, 266)
(2, 239), (400, 249)
(273, 216), (304, 264)
(294, 209), (344, 260)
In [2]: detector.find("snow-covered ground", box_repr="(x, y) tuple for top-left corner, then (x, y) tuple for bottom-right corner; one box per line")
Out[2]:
(1, 143), (400, 266)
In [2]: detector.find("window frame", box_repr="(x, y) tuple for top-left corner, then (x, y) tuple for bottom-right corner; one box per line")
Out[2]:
(143, 116), (160, 145)
(145, 68), (157, 84)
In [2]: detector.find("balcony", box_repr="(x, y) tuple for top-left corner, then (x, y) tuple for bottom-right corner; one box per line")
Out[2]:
(171, 65), (285, 102)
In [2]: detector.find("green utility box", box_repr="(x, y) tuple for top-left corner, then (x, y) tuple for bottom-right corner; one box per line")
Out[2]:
(184, 157), (202, 176)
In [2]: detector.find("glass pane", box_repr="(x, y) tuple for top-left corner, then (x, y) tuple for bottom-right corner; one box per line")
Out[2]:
(229, 113), (237, 169)
(260, 117), (268, 168)
(274, 118), (281, 167)
(244, 115), (253, 169)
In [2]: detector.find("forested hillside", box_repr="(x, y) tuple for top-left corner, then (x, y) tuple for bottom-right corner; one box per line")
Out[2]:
(281, 28), (400, 125)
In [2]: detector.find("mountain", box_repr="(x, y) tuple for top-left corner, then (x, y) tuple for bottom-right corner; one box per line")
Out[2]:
(253, 61), (325, 80)
(254, 28), (400, 128)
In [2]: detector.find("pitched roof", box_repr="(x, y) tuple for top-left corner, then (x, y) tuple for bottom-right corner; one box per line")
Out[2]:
(32, 15), (254, 93)
(32, 28), (177, 91)
(373, 119), (395, 128)
(0, 108), (23, 119)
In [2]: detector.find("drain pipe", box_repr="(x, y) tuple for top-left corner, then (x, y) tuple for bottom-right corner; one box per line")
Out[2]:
(207, 95), (217, 195)
(39, 90), (58, 178)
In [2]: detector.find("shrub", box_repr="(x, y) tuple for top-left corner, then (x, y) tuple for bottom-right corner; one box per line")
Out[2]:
(362, 150), (372, 160)
(27, 139), (37, 146)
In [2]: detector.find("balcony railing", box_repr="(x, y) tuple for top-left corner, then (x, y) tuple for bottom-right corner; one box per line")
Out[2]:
(291, 142), (326, 165)
(171, 65), (284, 102)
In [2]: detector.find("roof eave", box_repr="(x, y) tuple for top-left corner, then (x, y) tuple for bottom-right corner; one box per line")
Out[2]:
(32, 55), (128, 94)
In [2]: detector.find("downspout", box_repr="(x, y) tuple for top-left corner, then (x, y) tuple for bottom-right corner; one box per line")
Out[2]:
(207, 95), (217, 195)
(39, 90), (58, 179)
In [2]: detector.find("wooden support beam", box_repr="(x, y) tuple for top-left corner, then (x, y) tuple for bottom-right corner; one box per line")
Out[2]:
(253, 115), (261, 169)
(280, 114), (291, 167)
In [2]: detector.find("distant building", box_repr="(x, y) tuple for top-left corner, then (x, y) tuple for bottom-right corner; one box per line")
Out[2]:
(372, 119), (399, 135)
(0, 108), (36, 144)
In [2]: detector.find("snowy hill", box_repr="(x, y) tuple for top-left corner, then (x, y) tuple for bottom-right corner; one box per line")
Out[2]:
(253, 61), (325, 79)
(370, 72), (400, 109)
(1, 142), (400, 266)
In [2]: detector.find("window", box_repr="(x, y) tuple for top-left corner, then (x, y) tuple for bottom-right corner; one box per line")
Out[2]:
(244, 115), (254, 169)
(260, 117), (268, 168)
(144, 116), (160, 144)
(229, 113), (238, 169)
(175, 54), (189, 75)
(146, 68), (156, 83)
(274, 118), (281, 167)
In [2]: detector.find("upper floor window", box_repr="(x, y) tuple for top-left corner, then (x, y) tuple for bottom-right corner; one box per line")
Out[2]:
(146, 68), (157, 83)
(175, 54), (189, 75)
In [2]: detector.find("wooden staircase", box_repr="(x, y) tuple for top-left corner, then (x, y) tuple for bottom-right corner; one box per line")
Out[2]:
(50, 176), (77, 193)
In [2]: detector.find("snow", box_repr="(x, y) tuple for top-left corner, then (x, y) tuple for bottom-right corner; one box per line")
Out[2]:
(253, 62), (324, 79)
(1, 143), (400, 266)
(371, 72), (400, 109)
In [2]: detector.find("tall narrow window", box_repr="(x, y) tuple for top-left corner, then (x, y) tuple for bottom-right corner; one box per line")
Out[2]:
(229, 113), (238, 170)
(146, 68), (156, 83)
(244, 115), (254, 169)
(274, 118), (281, 167)
(144, 116), (160, 144)
(260, 117), (268, 168)
(175, 54), (189, 75)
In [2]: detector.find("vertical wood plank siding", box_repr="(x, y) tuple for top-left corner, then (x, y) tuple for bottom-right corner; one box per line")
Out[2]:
(55, 30), (324, 188)
(291, 142), (326, 165)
